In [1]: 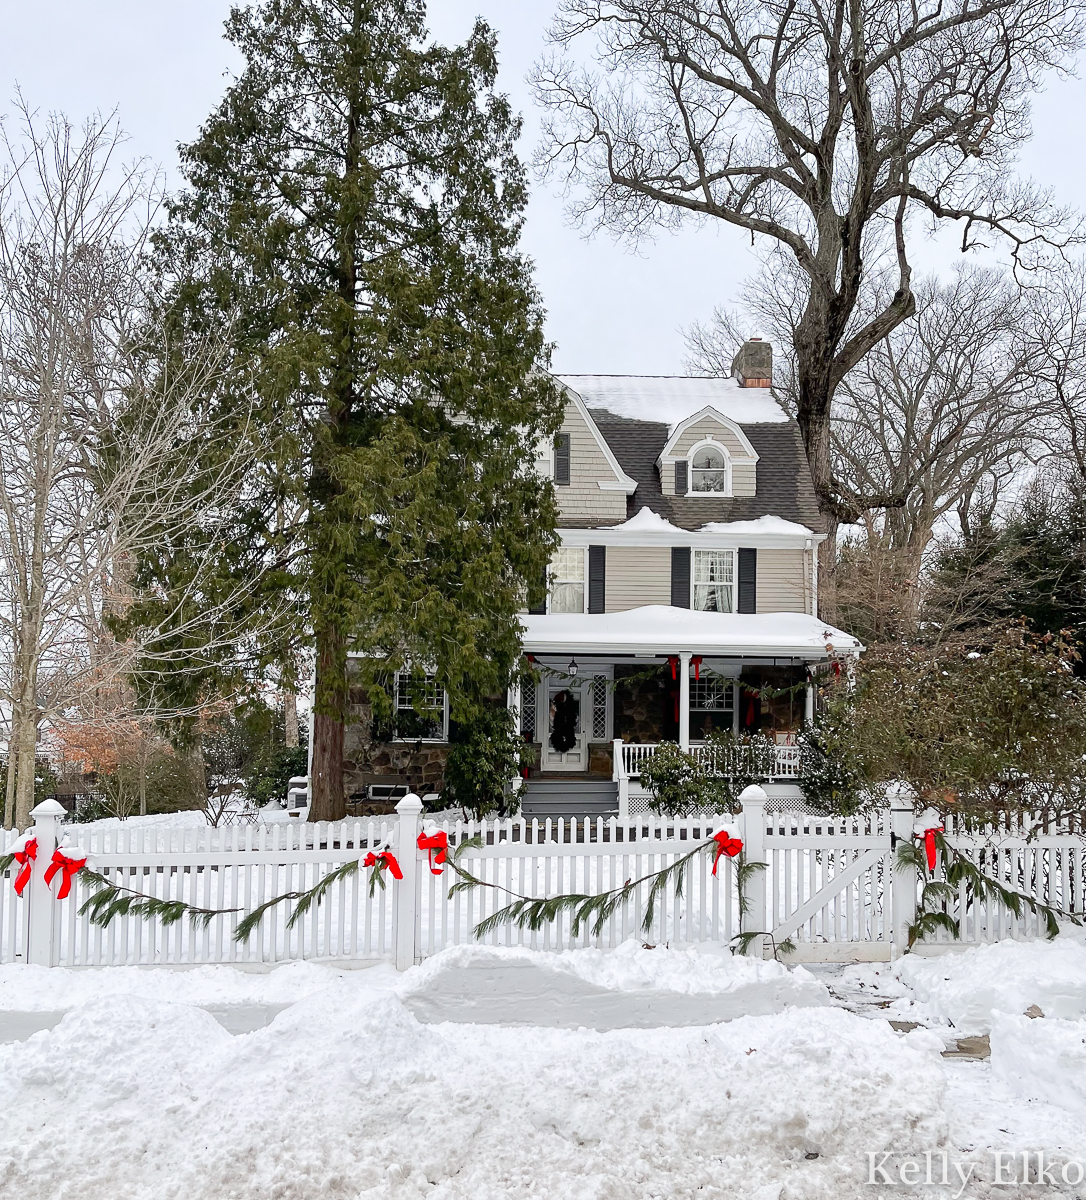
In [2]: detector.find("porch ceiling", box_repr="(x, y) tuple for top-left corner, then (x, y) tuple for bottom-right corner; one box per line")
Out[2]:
(519, 605), (862, 660)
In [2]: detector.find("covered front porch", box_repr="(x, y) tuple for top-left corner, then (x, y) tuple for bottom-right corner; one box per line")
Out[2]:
(513, 606), (861, 818)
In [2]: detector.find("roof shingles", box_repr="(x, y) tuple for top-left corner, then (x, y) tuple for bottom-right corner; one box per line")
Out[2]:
(587, 409), (824, 534)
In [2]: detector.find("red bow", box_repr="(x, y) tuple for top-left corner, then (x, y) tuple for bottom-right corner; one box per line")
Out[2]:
(711, 831), (743, 875)
(44, 847), (88, 899)
(667, 655), (679, 680)
(918, 825), (943, 873)
(12, 837), (37, 896)
(417, 829), (448, 875)
(691, 655), (702, 681)
(363, 850), (403, 880)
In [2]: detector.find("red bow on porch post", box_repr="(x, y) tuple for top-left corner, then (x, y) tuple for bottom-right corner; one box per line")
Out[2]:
(710, 830), (743, 875)
(691, 656), (702, 681)
(417, 829), (448, 875)
(363, 850), (403, 880)
(667, 655), (679, 680)
(43, 846), (88, 899)
(12, 836), (37, 896)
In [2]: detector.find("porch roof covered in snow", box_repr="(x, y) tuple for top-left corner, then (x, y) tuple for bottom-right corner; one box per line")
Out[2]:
(519, 606), (862, 661)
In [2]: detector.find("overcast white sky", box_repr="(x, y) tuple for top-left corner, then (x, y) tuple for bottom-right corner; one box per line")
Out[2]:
(2, 0), (1084, 373)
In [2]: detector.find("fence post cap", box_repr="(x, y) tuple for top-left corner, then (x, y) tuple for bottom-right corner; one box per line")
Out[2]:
(885, 780), (917, 806)
(395, 793), (424, 815)
(30, 799), (66, 820)
(738, 784), (768, 805)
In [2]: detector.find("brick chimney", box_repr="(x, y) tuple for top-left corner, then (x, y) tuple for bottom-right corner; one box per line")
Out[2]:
(730, 337), (772, 388)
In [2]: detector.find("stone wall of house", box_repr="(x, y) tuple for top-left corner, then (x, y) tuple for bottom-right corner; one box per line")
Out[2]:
(344, 683), (449, 806)
(613, 666), (677, 743)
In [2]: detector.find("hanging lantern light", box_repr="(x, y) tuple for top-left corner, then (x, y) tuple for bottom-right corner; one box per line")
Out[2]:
(568, 657), (579, 677)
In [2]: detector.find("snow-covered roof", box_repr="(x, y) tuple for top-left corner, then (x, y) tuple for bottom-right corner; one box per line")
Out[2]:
(611, 506), (679, 533)
(557, 508), (822, 546)
(520, 606), (862, 659)
(557, 375), (788, 427)
(698, 516), (816, 538)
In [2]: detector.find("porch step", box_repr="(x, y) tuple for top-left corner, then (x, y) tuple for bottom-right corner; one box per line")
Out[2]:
(520, 779), (619, 820)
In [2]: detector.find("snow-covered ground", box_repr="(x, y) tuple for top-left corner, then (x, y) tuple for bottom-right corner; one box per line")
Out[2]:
(0, 937), (1085, 1198)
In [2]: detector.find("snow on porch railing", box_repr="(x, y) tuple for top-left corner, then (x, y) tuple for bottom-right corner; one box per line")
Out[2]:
(615, 740), (802, 781)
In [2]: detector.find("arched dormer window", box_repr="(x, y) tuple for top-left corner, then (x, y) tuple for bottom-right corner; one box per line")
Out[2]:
(688, 440), (731, 495)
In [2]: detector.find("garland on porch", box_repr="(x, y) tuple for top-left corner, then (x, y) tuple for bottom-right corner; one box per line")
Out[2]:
(895, 824), (1081, 949)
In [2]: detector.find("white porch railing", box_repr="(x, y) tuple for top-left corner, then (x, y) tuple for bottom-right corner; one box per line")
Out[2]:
(614, 739), (801, 816)
(615, 739), (801, 781)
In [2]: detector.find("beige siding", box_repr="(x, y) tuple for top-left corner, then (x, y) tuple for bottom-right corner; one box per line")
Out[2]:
(605, 546), (672, 611)
(557, 400), (628, 524)
(661, 415), (758, 497)
(672, 415), (750, 458)
(757, 549), (809, 613)
(731, 462), (756, 497)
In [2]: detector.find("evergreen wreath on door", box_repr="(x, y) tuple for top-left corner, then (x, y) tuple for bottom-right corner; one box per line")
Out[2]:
(550, 689), (579, 753)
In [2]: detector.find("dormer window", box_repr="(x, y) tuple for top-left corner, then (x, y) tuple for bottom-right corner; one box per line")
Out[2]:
(691, 446), (729, 492)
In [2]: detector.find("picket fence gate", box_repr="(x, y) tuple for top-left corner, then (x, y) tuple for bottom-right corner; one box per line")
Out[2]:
(2, 791), (1084, 968)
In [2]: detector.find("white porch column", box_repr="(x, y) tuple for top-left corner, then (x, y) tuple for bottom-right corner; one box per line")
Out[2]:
(508, 677), (521, 731)
(804, 676), (815, 725)
(678, 651), (692, 750)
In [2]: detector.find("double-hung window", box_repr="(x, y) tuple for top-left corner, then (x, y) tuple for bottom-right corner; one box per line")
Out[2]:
(693, 549), (734, 612)
(691, 446), (729, 493)
(394, 672), (448, 741)
(549, 547), (586, 613)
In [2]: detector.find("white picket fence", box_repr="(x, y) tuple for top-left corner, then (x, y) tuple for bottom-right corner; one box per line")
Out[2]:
(2, 793), (1084, 967)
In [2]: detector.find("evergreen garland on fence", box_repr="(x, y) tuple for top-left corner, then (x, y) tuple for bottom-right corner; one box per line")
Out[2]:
(896, 833), (1081, 948)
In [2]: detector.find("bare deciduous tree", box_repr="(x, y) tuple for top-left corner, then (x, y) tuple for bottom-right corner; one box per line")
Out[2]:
(0, 103), (291, 829)
(688, 263), (1046, 630)
(533, 0), (1085, 605)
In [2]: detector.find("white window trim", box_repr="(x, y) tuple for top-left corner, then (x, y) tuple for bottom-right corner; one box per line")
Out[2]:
(691, 547), (737, 612)
(392, 671), (450, 743)
(684, 438), (733, 497)
(547, 545), (588, 615)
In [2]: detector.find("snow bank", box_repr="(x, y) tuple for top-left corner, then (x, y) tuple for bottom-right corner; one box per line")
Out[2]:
(0, 959), (398, 1011)
(400, 942), (830, 1029)
(991, 1012), (1086, 1118)
(895, 938), (1086, 1034)
(0, 986), (947, 1200)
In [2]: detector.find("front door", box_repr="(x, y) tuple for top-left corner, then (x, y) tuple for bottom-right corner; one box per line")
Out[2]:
(544, 680), (588, 771)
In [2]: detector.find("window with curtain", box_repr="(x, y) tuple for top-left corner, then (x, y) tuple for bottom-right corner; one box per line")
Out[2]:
(549, 547), (585, 613)
(690, 445), (729, 493)
(693, 550), (734, 611)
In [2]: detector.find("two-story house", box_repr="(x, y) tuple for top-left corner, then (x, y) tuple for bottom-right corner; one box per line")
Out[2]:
(343, 338), (861, 814)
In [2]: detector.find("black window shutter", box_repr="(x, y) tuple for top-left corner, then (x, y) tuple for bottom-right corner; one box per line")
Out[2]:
(528, 564), (547, 614)
(588, 545), (606, 613)
(674, 460), (688, 495)
(554, 433), (571, 486)
(737, 548), (757, 613)
(671, 547), (691, 608)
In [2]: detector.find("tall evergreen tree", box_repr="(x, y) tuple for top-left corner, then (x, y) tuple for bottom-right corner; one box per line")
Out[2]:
(149, 0), (561, 819)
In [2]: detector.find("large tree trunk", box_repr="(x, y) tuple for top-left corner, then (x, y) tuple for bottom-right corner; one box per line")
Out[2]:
(284, 691), (299, 748)
(310, 623), (347, 821)
(14, 704), (39, 831)
(3, 701), (20, 830)
(795, 386), (840, 624)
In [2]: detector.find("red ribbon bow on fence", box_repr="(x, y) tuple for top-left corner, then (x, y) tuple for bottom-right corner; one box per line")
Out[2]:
(363, 850), (403, 880)
(44, 847), (88, 899)
(417, 829), (448, 875)
(912, 808), (944, 874)
(12, 837), (37, 896)
(711, 830), (743, 875)
(918, 825), (943, 873)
